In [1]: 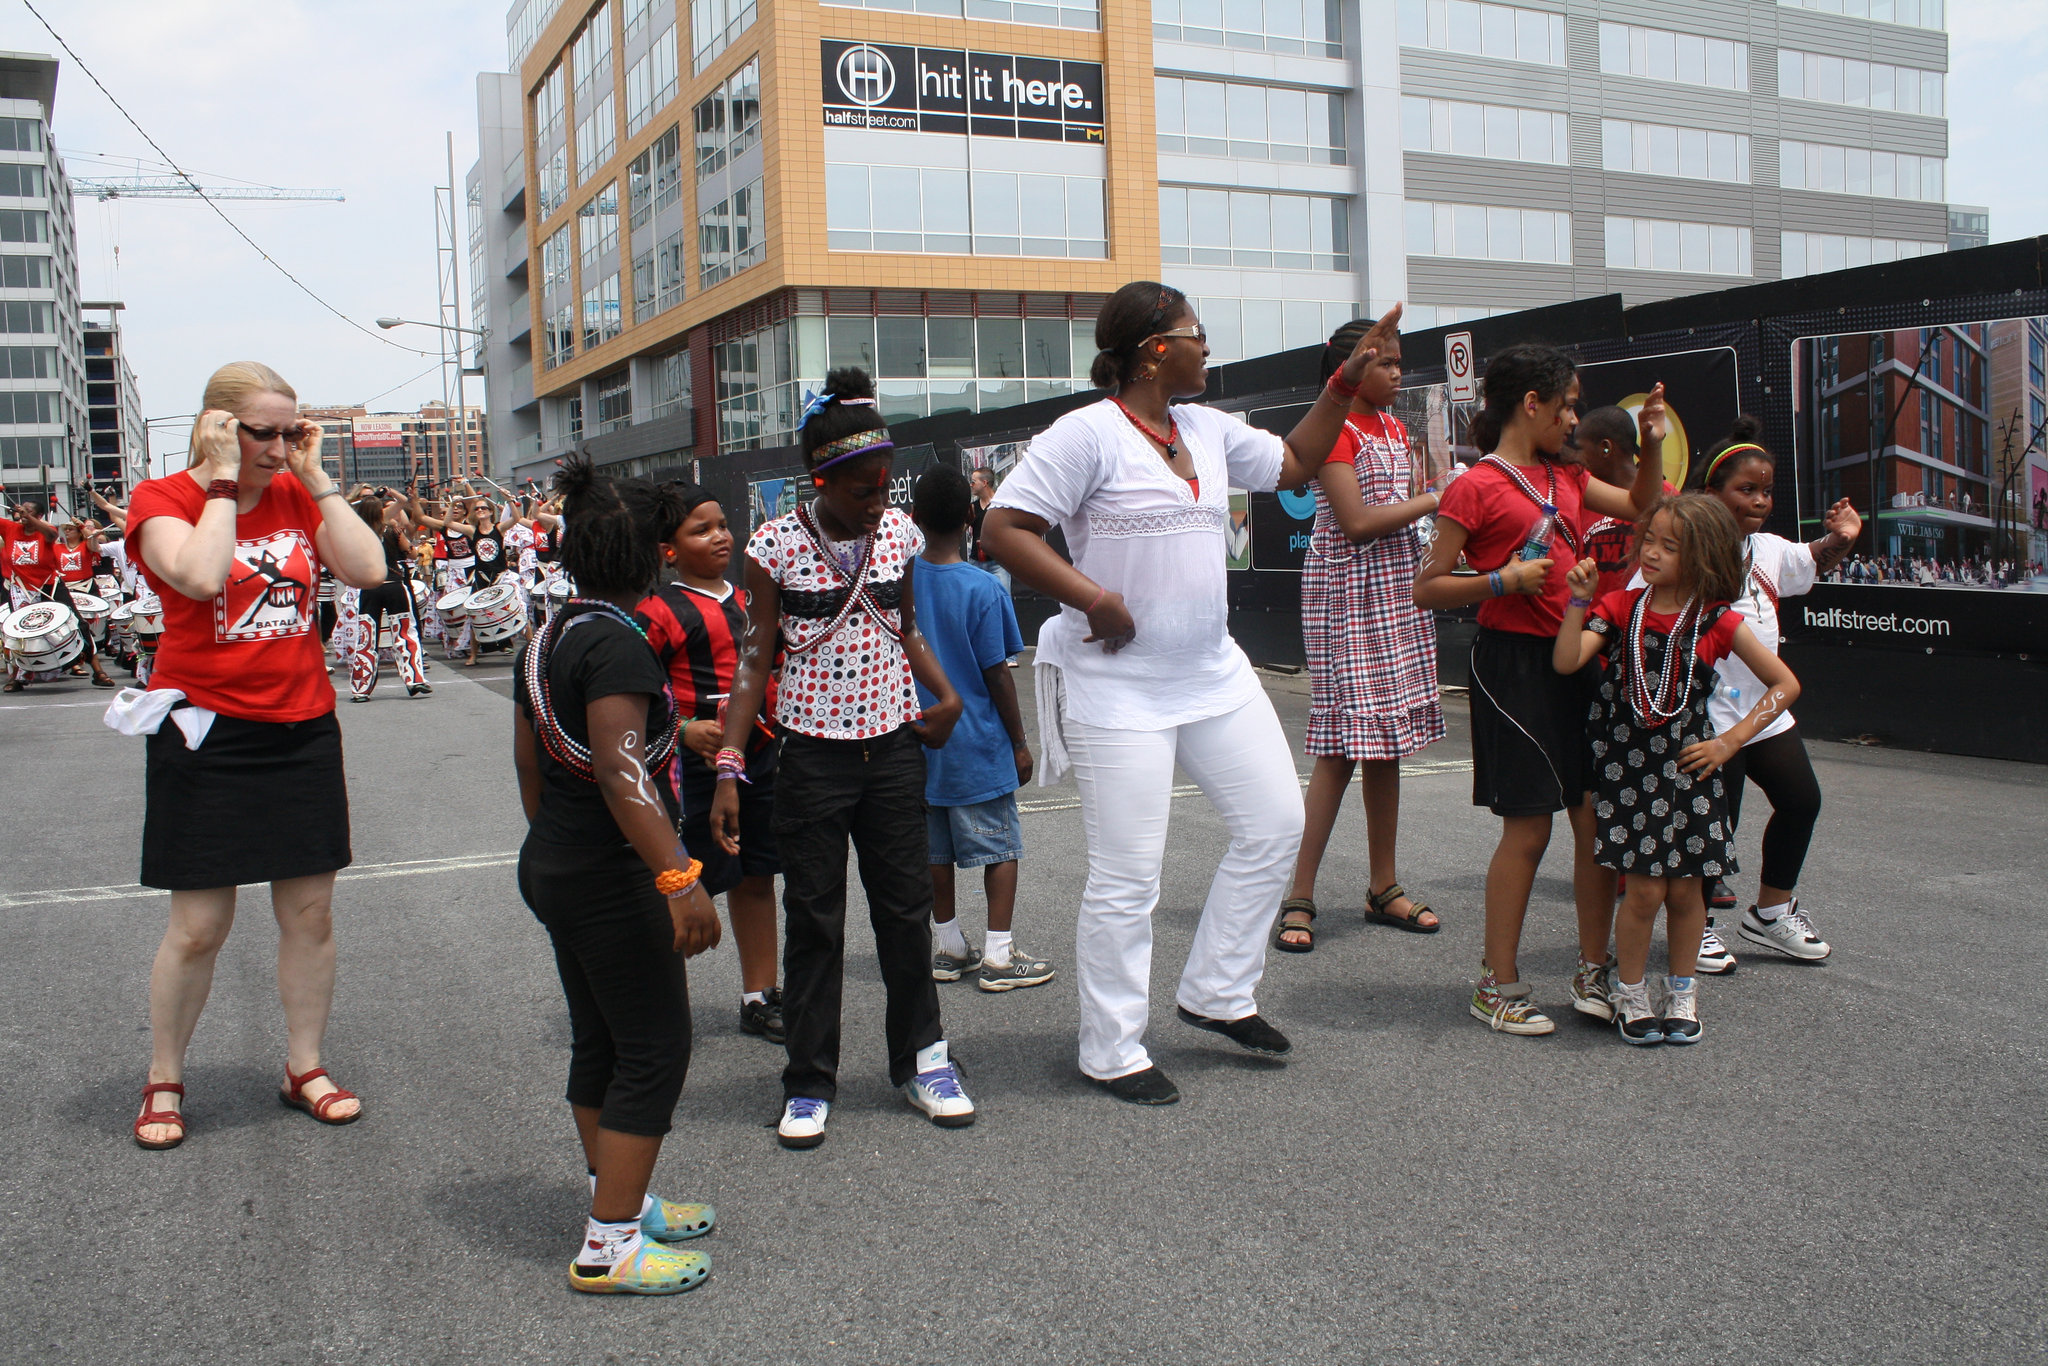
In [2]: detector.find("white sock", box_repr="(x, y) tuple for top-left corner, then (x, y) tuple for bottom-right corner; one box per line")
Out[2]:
(577, 1216), (643, 1268)
(1756, 900), (1792, 921)
(741, 990), (767, 1005)
(586, 1174), (653, 1221)
(933, 917), (969, 957)
(983, 930), (1013, 967)
(915, 1039), (949, 1074)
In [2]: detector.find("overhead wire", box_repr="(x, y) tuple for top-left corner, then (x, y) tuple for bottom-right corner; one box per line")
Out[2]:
(21, 0), (438, 359)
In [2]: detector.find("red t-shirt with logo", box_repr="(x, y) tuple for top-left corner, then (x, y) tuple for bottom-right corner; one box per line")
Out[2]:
(1435, 456), (1590, 637)
(56, 540), (94, 583)
(1, 517), (56, 587)
(127, 472), (335, 721)
(1580, 480), (1676, 600)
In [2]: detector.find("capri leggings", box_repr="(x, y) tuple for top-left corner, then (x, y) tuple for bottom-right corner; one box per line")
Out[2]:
(1719, 724), (1821, 893)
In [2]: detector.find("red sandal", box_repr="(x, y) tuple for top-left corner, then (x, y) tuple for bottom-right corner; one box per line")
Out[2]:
(134, 1082), (186, 1150)
(280, 1065), (361, 1126)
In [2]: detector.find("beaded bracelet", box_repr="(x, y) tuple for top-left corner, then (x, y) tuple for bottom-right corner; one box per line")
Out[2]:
(714, 746), (751, 784)
(1488, 570), (1505, 598)
(1326, 370), (1361, 402)
(206, 479), (239, 502)
(656, 860), (704, 898)
(1567, 595), (1594, 610)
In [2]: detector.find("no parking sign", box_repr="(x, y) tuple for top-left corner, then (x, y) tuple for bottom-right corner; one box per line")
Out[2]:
(1445, 330), (1476, 402)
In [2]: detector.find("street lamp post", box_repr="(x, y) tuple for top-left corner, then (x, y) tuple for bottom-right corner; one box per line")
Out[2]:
(378, 315), (488, 487)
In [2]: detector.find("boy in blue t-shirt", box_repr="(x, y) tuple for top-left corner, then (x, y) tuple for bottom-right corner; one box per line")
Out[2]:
(910, 466), (1054, 992)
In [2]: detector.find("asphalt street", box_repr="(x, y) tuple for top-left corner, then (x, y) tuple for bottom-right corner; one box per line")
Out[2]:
(0, 645), (2042, 1365)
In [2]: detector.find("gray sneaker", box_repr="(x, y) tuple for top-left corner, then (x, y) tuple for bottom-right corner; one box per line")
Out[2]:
(977, 947), (1056, 992)
(932, 945), (983, 982)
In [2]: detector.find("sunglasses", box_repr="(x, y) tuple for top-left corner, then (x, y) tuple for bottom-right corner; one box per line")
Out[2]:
(237, 421), (307, 443)
(1151, 325), (1207, 344)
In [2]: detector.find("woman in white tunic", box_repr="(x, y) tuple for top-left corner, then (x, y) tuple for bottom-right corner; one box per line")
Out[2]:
(983, 284), (1394, 1104)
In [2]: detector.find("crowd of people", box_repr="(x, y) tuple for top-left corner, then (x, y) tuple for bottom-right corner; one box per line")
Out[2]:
(1822, 551), (2035, 587)
(91, 283), (1870, 1296)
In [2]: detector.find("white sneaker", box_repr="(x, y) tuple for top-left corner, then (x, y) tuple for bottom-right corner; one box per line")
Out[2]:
(903, 1042), (976, 1128)
(776, 1097), (829, 1149)
(1737, 899), (1831, 961)
(1695, 918), (1738, 975)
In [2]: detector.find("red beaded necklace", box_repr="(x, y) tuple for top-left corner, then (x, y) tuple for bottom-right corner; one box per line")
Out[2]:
(1110, 396), (1179, 462)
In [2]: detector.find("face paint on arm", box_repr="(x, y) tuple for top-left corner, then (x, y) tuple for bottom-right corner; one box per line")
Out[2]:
(616, 730), (669, 812)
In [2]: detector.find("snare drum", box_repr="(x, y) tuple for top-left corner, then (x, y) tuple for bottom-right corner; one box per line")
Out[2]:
(94, 573), (122, 602)
(464, 582), (526, 643)
(69, 592), (110, 641)
(3, 600), (84, 672)
(109, 603), (135, 653)
(129, 594), (165, 650)
(435, 588), (471, 623)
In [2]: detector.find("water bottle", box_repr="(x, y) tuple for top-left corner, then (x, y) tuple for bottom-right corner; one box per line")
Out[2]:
(1517, 504), (1559, 561)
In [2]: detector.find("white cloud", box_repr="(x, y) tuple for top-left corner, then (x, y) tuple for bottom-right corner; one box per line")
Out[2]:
(21, 0), (505, 468)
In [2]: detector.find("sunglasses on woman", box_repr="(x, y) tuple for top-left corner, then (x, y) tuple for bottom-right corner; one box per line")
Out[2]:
(1150, 325), (1207, 344)
(237, 421), (307, 443)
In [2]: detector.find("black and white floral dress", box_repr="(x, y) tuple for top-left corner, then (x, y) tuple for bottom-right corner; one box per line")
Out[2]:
(1584, 587), (1742, 878)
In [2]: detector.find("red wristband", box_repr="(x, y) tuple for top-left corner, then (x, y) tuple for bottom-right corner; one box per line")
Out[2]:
(206, 480), (239, 502)
(1085, 585), (1107, 614)
(1326, 370), (1360, 402)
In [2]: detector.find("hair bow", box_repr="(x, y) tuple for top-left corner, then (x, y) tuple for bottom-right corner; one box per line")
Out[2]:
(799, 388), (833, 427)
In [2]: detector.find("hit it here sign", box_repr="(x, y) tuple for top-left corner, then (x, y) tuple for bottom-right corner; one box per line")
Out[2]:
(821, 40), (1105, 142)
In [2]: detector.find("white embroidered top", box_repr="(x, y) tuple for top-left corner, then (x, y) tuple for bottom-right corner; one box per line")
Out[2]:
(990, 398), (1285, 731)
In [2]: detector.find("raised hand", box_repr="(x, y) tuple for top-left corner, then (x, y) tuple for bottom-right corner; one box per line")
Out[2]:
(193, 410), (243, 480)
(1636, 382), (1668, 451)
(1823, 497), (1862, 542)
(1337, 302), (1403, 390)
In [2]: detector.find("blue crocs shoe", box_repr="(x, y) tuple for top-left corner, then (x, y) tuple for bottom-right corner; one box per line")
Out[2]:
(568, 1240), (711, 1295)
(641, 1195), (716, 1242)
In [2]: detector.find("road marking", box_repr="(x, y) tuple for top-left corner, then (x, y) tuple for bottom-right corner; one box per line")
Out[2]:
(0, 699), (122, 710)
(1, 852), (521, 908)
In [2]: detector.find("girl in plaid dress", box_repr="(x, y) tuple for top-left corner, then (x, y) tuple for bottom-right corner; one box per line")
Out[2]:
(1278, 315), (1451, 952)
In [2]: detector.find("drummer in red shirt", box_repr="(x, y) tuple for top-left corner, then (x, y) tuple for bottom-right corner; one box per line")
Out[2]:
(3, 500), (116, 689)
(122, 361), (388, 1150)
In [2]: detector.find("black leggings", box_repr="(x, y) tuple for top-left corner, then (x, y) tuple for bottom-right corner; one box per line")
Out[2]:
(1720, 725), (1821, 894)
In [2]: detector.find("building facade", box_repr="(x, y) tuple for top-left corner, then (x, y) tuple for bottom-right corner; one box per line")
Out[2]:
(301, 403), (491, 493)
(82, 301), (145, 497)
(0, 53), (86, 513)
(470, 69), (543, 479)
(486, 0), (1957, 477)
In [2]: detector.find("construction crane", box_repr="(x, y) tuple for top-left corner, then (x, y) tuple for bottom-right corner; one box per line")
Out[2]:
(68, 177), (345, 203)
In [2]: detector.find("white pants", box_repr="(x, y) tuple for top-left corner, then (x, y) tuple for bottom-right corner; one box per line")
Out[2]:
(1067, 694), (1305, 1080)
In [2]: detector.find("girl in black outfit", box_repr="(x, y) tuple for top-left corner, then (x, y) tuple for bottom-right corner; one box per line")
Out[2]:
(513, 457), (723, 1296)
(344, 496), (430, 702)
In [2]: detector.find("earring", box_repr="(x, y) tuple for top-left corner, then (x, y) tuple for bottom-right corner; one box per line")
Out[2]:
(1138, 362), (1158, 381)
(812, 476), (826, 488)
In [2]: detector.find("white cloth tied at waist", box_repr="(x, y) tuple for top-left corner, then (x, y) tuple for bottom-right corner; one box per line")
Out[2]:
(1033, 659), (1070, 787)
(102, 687), (216, 749)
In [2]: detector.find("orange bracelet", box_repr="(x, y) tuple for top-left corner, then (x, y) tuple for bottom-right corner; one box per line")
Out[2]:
(655, 861), (703, 897)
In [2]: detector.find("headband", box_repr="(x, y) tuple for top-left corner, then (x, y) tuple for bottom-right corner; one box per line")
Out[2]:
(1703, 441), (1768, 485)
(799, 388), (878, 427)
(810, 429), (894, 473)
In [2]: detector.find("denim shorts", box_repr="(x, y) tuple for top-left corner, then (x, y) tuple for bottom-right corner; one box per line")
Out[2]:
(927, 791), (1023, 869)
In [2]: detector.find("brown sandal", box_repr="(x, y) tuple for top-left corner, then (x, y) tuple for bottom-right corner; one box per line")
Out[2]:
(1273, 898), (1317, 953)
(280, 1065), (361, 1125)
(1366, 883), (1440, 934)
(134, 1082), (186, 1150)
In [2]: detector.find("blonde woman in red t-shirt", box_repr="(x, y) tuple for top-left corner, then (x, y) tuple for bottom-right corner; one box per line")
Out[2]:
(123, 362), (388, 1149)
(1413, 345), (1666, 1038)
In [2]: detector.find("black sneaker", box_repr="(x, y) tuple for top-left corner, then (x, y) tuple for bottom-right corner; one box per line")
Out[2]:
(1708, 878), (1737, 912)
(1174, 1006), (1291, 1056)
(1094, 1065), (1179, 1105)
(739, 989), (786, 1045)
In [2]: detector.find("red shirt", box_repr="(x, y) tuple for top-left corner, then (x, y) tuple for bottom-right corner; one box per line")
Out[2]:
(127, 472), (336, 721)
(1587, 586), (1742, 667)
(1, 517), (56, 588)
(1581, 480), (1677, 600)
(1436, 456), (1590, 637)
(56, 540), (94, 583)
(637, 581), (777, 746)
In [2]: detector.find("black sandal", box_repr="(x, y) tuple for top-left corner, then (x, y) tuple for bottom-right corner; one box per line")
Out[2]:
(1365, 883), (1439, 934)
(1273, 898), (1317, 953)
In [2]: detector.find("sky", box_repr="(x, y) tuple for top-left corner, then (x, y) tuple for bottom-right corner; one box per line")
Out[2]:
(6, 0), (2046, 473)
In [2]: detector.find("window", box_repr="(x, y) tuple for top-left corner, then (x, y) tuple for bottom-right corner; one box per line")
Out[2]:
(582, 273), (622, 350)
(544, 302), (576, 369)
(1401, 303), (1509, 330)
(0, 391), (58, 424)
(624, 0), (654, 41)
(1601, 120), (1751, 183)
(1162, 188), (1350, 270)
(578, 182), (620, 269)
(625, 24), (679, 136)
(0, 256), (52, 288)
(1397, 0), (1567, 66)
(655, 225), (688, 314)
(572, 3), (613, 108)
(828, 166), (1105, 259)
(1605, 216), (1752, 275)
(1780, 231), (1943, 278)
(0, 164), (44, 198)
(1404, 199), (1569, 264)
(698, 176), (764, 287)
(0, 434), (64, 468)
(1159, 78), (1345, 164)
(1153, 0), (1342, 58)
(691, 0), (756, 72)
(0, 209), (49, 244)
(566, 395), (585, 443)
(1777, 0), (1943, 30)
(826, 0), (1099, 29)
(630, 124), (684, 229)
(1778, 49), (1944, 114)
(0, 346), (56, 379)
(2029, 334), (2045, 393)
(695, 60), (761, 181)
(1780, 141), (1944, 201)
(0, 300), (57, 333)
(534, 65), (569, 217)
(1597, 23), (1749, 91)
(0, 118), (45, 153)
(1401, 96), (1567, 164)
(595, 370), (632, 433)
(576, 93), (617, 181)
(542, 226), (574, 294)
(650, 346), (691, 421)
(1184, 298), (1360, 361)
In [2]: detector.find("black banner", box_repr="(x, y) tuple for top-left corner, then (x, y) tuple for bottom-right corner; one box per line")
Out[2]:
(821, 40), (1104, 142)
(1575, 346), (1741, 490)
(1780, 582), (2048, 656)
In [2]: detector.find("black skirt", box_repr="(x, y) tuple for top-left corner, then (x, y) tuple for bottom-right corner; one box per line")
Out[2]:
(1467, 627), (1597, 818)
(141, 710), (352, 890)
